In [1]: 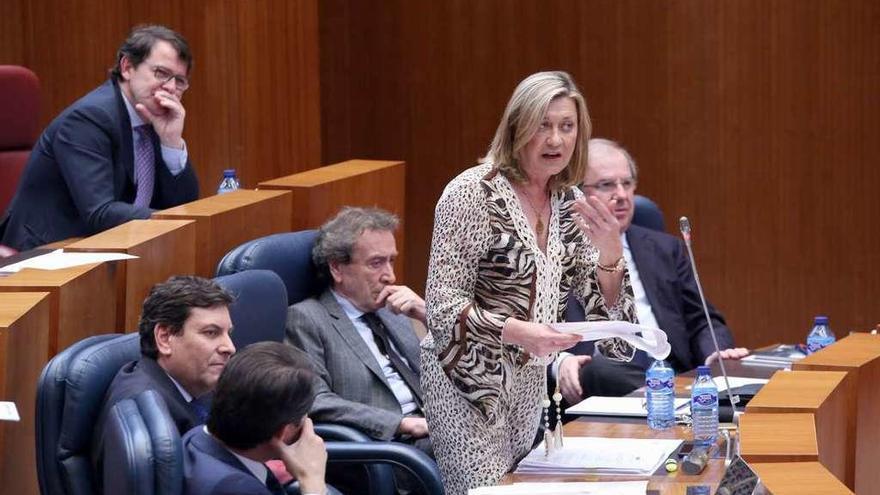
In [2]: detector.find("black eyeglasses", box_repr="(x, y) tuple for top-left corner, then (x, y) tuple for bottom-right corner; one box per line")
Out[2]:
(581, 177), (637, 194)
(151, 65), (189, 91)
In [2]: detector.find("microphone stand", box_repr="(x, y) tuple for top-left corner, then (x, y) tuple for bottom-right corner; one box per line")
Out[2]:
(679, 216), (740, 411)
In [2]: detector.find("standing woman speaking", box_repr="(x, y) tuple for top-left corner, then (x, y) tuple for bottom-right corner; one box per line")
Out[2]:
(420, 71), (637, 493)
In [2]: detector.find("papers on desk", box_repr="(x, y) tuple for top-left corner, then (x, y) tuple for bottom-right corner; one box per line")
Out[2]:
(0, 249), (137, 273)
(741, 344), (805, 368)
(515, 436), (682, 476)
(684, 376), (768, 393)
(550, 321), (671, 360)
(565, 396), (690, 417)
(469, 481), (648, 495)
(0, 402), (20, 421)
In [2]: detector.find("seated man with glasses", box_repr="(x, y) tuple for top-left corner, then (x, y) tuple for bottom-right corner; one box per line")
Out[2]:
(1, 24), (198, 251)
(553, 138), (748, 405)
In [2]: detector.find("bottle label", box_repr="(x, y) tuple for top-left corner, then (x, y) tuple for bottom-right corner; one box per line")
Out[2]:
(646, 377), (674, 390)
(807, 337), (834, 353)
(693, 392), (717, 407)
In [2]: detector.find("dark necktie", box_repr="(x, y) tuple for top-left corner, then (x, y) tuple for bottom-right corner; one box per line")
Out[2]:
(265, 470), (286, 495)
(133, 125), (155, 208)
(361, 312), (423, 406)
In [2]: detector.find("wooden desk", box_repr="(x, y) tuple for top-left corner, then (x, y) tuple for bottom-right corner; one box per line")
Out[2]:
(751, 462), (854, 494)
(258, 160), (407, 280)
(793, 334), (880, 495)
(746, 370), (854, 489)
(0, 263), (118, 354)
(153, 189), (292, 276)
(66, 220), (196, 331)
(738, 412), (818, 463)
(0, 292), (51, 495)
(505, 421), (724, 494)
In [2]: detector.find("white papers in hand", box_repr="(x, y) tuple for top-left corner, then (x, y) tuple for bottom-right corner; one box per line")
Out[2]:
(0, 249), (137, 273)
(468, 480), (648, 495)
(551, 321), (671, 360)
(515, 436), (682, 476)
(566, 396), (689, 417)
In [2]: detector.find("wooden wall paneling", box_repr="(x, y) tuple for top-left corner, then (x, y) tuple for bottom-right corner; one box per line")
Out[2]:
(0, 292), (51, 495)
(0, 263), (119, 355)
(0, 0), (26, 66)
(66, 219), (196, 331)
(319, 0), (880, 351)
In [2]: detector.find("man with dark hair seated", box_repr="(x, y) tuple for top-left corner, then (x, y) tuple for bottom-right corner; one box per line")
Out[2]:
(182, 342), (328, 495)
(93, 275), (235, 477)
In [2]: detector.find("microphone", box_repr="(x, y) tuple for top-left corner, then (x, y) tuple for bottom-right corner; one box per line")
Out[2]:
(678, 217), (740, 410)
(681, 447), (710, 475)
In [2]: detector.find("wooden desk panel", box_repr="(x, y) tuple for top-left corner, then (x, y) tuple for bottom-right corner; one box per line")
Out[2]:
(258, 160), (408, 281)
(505, 421), (725, 493)
(66, 220), (196, 331)
(738, 413), (818, 463)
(0, 263), (118, 354)
(793, 334), (880, 495)
(746, 370), (854, 489)
(0, 292), (51, 495)
(751, 462), (854, 495)
(153, 189), (292, 276)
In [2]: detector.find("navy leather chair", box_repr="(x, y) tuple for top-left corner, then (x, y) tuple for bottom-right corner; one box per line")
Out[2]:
(102, 390), (183, 495)
(36, 333), (140, 495)
(216, 230), (325, 305)
(214, 269), (288, 349)
(633, 194), (666, 232)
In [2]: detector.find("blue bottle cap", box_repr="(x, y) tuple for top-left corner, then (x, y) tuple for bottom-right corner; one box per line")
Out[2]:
(696, 365), (711, 375)
(814, 315), (829, 325)
(223, 169), (236, 177)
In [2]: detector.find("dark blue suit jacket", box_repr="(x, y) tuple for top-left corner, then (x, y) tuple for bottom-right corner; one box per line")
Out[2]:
(0, 79), (198, 250)
(92, 357), (202, 486)
(568, 224), (734, 373)
(182, 427), (284, 495)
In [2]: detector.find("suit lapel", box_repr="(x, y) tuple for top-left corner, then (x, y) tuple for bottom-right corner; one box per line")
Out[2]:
(627, 226), (665, 314)
(318, 290), (388, 383)
(110, 79), (136, 187)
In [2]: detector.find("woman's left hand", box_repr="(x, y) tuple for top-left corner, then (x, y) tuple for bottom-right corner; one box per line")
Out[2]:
(573, 195), (623, 263)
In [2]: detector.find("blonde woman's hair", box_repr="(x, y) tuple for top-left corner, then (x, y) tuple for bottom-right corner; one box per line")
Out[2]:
(481, 71), (591, 190)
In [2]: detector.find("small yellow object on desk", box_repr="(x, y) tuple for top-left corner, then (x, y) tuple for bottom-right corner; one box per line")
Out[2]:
(665, 457), (679, 472)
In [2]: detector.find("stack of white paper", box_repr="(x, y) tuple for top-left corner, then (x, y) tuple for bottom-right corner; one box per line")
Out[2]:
(469, 480), (648, 495)
(565, 396), (690, 417)
(515, 437), (681, 476)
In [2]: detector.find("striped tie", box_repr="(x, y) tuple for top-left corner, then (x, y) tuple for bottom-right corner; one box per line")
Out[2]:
(133, 125), (155, 208)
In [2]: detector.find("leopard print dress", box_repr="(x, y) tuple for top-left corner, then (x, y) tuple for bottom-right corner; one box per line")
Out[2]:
(421, 163), (637, 494)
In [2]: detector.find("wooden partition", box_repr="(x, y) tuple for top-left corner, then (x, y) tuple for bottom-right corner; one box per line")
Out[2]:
(66, 220), (196, 331)
(739, 412), (818, 464)
(751, 462), (854, 495)
(0, 292), (51, 495)
(153, 189), (292, 277)
(746, 371), (854, 488)
(259, 159), (408, 280)
(0, 263), (118, 354)
(793, 333), (880, 495)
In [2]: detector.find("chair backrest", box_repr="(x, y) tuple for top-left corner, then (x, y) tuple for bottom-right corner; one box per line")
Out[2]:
(216, 230), (325, 306)
(325, 442), (444, 495)
(36, 333), (140, 495)
(213, 269), (288, 348)
(632, 194), (666, 232)
(0, 65), (40, 214)
(102, 390), (183, 495)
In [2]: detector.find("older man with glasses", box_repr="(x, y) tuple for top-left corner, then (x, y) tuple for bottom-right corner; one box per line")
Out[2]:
(1, 24), (199, 251)
(553, 138), (748, 405)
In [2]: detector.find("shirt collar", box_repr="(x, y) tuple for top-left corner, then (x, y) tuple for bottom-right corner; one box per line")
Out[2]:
(164, 371), (194, 403)
(331, 289), (366, 320)
(204, 426), (269, 484)
(120, 88), (146, 129)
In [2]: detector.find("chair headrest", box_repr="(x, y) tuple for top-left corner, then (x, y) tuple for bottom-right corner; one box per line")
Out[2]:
(214, 269), (288, 348)
(632, 194), (666, 232)
(0, 65), (41, 150)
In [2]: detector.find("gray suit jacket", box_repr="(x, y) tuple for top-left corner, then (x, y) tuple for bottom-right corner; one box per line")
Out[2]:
(285, 289), (422, 441)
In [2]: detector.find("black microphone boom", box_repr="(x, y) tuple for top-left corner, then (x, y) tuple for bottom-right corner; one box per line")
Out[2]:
(678, 216), (740, 409)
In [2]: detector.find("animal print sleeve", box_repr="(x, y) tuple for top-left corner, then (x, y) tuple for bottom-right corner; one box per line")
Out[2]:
(573, 244), (637, 323)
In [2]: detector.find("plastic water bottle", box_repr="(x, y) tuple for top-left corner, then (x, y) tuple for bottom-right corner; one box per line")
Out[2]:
(806, 316), (836, 354)
(646, 359), (675, 430)
(691, 365), (719, 447)
(217, 169), (240, 194)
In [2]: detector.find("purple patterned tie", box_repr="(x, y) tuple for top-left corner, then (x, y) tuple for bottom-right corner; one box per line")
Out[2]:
(133, 125), (155, 208)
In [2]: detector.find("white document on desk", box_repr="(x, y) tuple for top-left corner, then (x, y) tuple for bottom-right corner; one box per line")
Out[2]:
(0, 249), (137, 273)
(682, 376), (768, 393)
(515, 436), (682, 476)
(469, 480), (648, 495)
(566, 396), (690, 417)
(550, 321), (671, 360)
